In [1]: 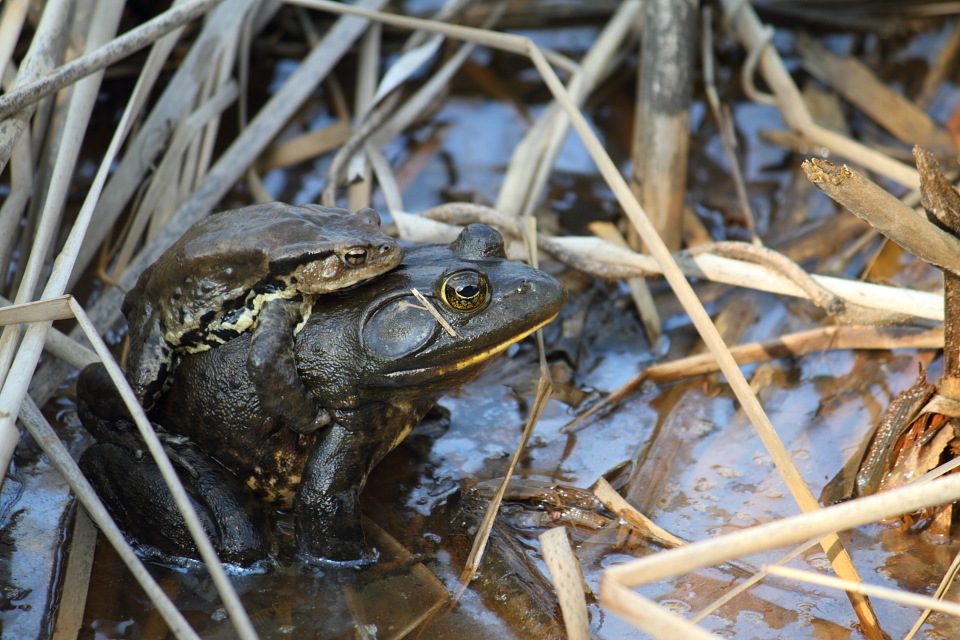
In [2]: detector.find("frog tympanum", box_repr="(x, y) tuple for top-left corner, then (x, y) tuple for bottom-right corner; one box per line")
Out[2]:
(122, 203), (402, 435)
(78, 224), (567, 566)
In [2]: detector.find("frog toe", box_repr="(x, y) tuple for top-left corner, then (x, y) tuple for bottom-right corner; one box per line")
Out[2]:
(287, 408), (331, 435)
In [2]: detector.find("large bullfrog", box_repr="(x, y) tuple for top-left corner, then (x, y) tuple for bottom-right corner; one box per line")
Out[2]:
(78, 224), (567, 565)
(122, 203), (402, 435)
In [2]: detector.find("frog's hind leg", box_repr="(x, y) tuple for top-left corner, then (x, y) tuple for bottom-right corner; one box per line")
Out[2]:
(77, 363), (193, 472)
(79, 441), (272, 567)
(248, 298), (330, 435)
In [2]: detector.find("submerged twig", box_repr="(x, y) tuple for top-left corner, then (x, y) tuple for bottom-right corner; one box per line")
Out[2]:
(766, 565), (960, 618)
(701, 6), (756, 240)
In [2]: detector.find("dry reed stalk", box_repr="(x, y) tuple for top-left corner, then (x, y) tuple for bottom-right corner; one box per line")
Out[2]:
(0, 96), (32, 287)
(796, 33), (955, 157)
(501, 0), (641, 220)
(768, 565), (960, 617)
(0, 0), (29, 80)
(0, 0), (123, 398)
(601, 473), (960, 639)
(593, 478), (684, 547)
(347, 22), (380, 211)
(69, 0), (259, 291)
(632, 0), (697, 252)
(0, 0), (69, 175)
(256, 120), (353, 172)
(0, 0), (230, 121)
(540, 527), (592, 640)
(114, 80), (240, 274)
(720, 0), (919, 190)
(701, 5), (755, 240)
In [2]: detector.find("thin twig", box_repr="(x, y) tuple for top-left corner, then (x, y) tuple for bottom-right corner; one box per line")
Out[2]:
(409, 288), (458, 337)
(765, 565), (960, 618)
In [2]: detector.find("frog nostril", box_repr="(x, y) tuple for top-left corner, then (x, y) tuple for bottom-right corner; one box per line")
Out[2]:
(517, 280), (532, 294)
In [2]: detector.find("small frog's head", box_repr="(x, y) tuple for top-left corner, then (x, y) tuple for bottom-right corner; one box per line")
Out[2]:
(271, 206), (403, 294)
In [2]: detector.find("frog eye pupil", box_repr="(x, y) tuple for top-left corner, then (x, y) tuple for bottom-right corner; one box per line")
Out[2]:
(457, 284), (479, 298)
(345, 249), (367, 265)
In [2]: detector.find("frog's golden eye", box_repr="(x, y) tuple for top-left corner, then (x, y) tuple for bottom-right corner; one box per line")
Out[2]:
(441, 271), (489, 312)
(345, 248), (368, 265)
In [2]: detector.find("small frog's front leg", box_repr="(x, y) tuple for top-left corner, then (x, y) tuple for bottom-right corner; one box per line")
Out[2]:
(124, 310), (172, 409)
(293, 423), (380, 562)
(248, 298), (330, 435)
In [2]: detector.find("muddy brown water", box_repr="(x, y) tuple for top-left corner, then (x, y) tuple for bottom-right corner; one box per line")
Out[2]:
(4, 5), (960, 639)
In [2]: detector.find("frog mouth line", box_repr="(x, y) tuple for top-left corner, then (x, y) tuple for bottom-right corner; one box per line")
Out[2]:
(383, 311), (560, 381)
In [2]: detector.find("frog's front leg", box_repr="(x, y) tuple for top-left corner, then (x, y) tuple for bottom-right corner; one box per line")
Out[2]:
(293, 423), (380, 562)
(248, 298), (330, 435)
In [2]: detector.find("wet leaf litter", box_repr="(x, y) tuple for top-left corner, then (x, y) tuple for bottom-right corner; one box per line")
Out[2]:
(5, 1), (960, 638)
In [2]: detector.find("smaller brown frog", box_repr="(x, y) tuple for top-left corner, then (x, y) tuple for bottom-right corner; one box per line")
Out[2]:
(122, 203), (402, 435)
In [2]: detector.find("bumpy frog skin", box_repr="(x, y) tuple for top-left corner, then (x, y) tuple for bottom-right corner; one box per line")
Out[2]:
(78, 225), (567, 566)
(122, 203), (402, 435)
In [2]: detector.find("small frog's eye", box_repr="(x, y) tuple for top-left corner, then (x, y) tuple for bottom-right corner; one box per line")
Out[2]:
(441, 271), (489, 312)
(345, 248), (368, 265)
